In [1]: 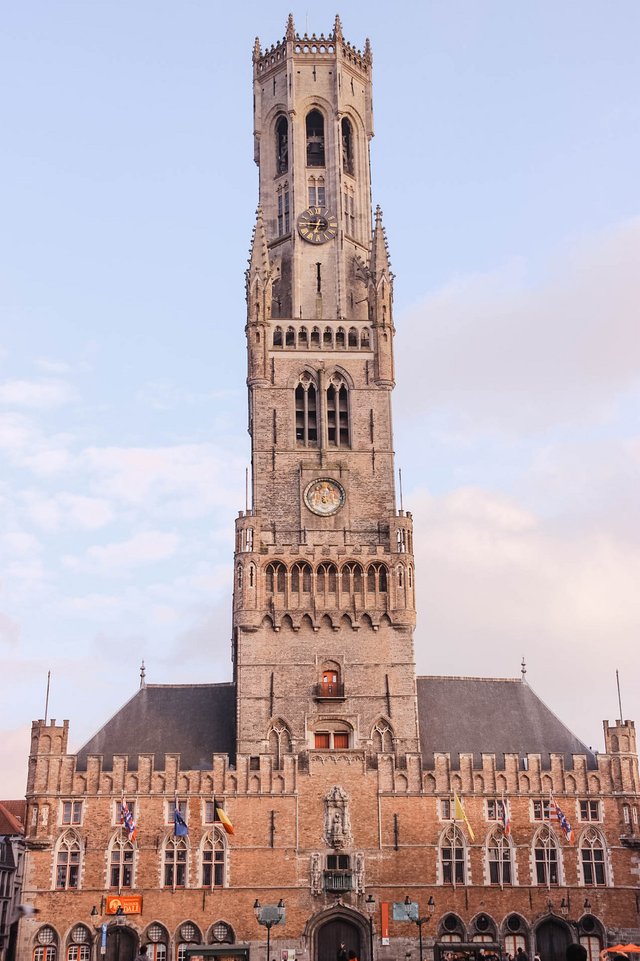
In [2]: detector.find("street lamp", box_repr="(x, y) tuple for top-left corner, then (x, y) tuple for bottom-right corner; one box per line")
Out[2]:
(404, 896), (435, 961)
(253, 898), (285, 961)
(560, 899), (569, 918)
(365, 894), (376, 961)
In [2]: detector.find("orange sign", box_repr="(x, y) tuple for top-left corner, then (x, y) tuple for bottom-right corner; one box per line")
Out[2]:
(105, 895), (142, 915)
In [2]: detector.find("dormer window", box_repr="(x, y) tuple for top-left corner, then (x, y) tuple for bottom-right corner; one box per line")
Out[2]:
(306, 110), (325, 167)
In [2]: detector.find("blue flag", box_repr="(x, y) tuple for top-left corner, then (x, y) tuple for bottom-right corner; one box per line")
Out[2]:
(174, 808), (189, 837)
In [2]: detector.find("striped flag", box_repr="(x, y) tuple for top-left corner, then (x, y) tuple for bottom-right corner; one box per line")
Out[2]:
(550, 795), (574, 843)
(120, 799), (137, 842)
(215, 798), (235, 835)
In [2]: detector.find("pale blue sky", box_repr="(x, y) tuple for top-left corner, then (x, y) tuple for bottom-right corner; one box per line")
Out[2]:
(1, 2), (639, 795)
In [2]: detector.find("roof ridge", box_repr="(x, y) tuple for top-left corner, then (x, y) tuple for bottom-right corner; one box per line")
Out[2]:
(417, 674), (520, 683)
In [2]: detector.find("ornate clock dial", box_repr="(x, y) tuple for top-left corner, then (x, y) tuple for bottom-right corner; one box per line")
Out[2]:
(297, 206), (338, 244)
(304, 477), (346, 516)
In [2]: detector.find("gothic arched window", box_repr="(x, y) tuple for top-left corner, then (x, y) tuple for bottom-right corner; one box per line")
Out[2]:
(316, 563), (338, 594)
(275, 115), (288, 174)
(145, 923), (169, 961)
(361, 327), (370, 348)
(55, 831), (81, 889)
(327, 374), (349, 447)
(533, 826), (560, 885)
(440, 826), (466, 884)
(176, 923), (202, 961)
(273, 326), (283, 347)
(580, 828), (607, 886)
(341, 117), (354, 175)
(336, 327), (345, 348)
(295, 373), (318, 446)
(341, 562), (363, 594)
(201, 830), (226, 888)
(66, 925), (91, 961)
(265, 562), (286, 594)
(268, 721), (293, 768)
(299, 327), (308, 346)
(285, 326), (295, 347)
(487, 829), (513, 885)
(33, 927), (58, 961)
(163, 836), (188, 888)
(348, 326), (358, 347)
(372, 721), (393, 753)
(306, 110), (325, 167)
(291, 562), (312, 594)
(367, 562), (388, 593)
(109, 832), (134, 888)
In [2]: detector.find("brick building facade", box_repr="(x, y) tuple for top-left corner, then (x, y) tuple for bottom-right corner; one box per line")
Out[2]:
(17, 16), (640, 961)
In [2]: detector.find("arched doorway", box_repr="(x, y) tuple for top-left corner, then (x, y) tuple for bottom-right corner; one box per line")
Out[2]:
(316, 917), (363, 961)
(535, 918), (572, 961)
(105, 924), (137, 961)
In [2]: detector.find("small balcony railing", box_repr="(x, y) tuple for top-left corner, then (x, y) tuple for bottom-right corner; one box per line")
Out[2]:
(324, 871), (352, 892)
(313, 683), (345, 700)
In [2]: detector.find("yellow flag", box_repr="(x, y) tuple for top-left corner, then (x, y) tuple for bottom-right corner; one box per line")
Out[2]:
(453, 792), (475, 841)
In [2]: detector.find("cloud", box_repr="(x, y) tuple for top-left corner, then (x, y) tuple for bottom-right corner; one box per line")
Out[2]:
(20, 491), (114, 531)
(0, 378), (77, 409)
(396, 218), (640, 434)
(63, 529), (180, 573)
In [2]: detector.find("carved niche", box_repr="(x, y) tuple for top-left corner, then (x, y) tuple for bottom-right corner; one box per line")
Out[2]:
(323, 784), (353, 850)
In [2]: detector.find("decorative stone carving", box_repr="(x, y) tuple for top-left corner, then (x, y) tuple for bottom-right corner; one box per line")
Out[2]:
(354, 851), (365, 894)
(324, 785), (352, 849)
(310, 852), (323, 895)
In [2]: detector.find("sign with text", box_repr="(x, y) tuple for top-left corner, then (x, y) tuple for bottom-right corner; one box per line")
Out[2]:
(393, 901), (418, 922)
(105, 894), (143, 915)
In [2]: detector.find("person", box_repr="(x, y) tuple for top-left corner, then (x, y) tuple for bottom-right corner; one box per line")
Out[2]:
(516, 949), (529, 961)
(566, 947), (587, 961)
(348, 952), (358, 961)
(135, 948), (148, 961)
(337, 944), (348, 961)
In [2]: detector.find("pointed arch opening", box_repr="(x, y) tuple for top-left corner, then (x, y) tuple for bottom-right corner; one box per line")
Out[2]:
(341, 117), (355, 175)
(275, 115), (289, 174)
(533, 825), (561, 886)
(295, 373), (318, 446)
(268, 720), (293, 769)
(55, 830), (81, 890)
(306, 110), (325, 167)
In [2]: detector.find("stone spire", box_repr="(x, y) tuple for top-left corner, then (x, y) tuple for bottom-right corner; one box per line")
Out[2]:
(286, 13), (295, 41)
(364, 37), (372, 63)
(246, 205), (273, 323)
(252, 36), (262, 63)
(370, 205), (392, 285)
(333, 14), (343, 42)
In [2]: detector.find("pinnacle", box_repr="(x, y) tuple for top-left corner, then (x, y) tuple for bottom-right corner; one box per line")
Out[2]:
(253, 36), (261, 62)
(333, 14), (343, 41)
(286, 13), (295, 41)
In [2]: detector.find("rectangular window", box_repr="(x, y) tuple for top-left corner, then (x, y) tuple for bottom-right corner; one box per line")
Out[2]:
(114, 800), (136, 824)
(167, 800), (187, 823)
(333, 732), (349, 749)
(535, 847), (558, 884)
(487, 799), (507, 821)
(61, 801), (82, 825)
(284, 190), (290, 233)
(579, 800), (600, 821)
(532, 799), (551, 821)
(205, 801), (216, 823)
(327, 854), (350, 870)
(315, 733), (330, 749)
(110, 847), (133, 888)
(441, 847), (464, 884)
(440, 799), (451, 820)
(489, 856), (512, 884)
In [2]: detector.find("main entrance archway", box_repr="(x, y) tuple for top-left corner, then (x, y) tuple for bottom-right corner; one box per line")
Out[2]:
(105, 924), (137, 961)
(535, 918), (572, 961)
(308, 906), (369, 961)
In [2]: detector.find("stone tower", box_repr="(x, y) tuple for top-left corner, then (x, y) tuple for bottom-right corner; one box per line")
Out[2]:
(234, 16), (419, 760)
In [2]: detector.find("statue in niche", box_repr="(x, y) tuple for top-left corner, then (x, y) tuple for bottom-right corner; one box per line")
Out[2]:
(323, 784), (352, 849)
(310, 852), (323, 895)
(354, 851), (365, 894)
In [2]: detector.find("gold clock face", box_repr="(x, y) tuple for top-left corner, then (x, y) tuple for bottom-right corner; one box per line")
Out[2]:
(297, 206), (338, 244)
(304, 477), (345, 516)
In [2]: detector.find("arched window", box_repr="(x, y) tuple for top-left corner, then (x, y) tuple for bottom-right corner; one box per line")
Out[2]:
(361, 327), (370, 348)
(268, 721), (293, 768)
(66, 926), (91, 961)
(323, 326), (333, 347)
(275, 115), (288, 174)
(579, 917), (603, 961)
(299, 326), (308, 346)
(33, 927), (58, 961)
(336, 327), (345, 348)
(176, 922), (202, 961)
(487, 829), (513, 885)
(306, 110), (325, 166)
(348, 326), (358, 347)
(372, 721), (393, 753)
(291, 562), (312, 594)
(440, 826), (466, 884)
(273, 326), (283, 347)
(580, 828), (607, 886)
(367, 562), (388, 593)
(55, 831), (81, 889)
(285, 326), (295, 347)
(163, 836), (188, 888)
(341, 117), (354, 174)
(439, 913), (465, 941)
(202, 830), (226, 888)
(316, 563), (338, 594)
(236, 565), (243, 589)
(533, 826), (560, 885)
(109, 832), (134, 888)
(503, 916), (528, 957)
(209, 922), (235, 945)
(341, 562), (363, 593)
(145, 923), (169, 961)
(326, 374), (349, 447)
(295, 374), (318, 446)
(265, 562), (286, 594)
(310, 326), (320, 346)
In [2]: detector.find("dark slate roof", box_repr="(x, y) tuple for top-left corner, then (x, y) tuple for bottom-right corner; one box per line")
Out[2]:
(416, 675), (597, 770)
(75, 684), (236, 772)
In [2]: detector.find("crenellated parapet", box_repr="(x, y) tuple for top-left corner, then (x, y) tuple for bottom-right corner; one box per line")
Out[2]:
(253, 15), (371, 80)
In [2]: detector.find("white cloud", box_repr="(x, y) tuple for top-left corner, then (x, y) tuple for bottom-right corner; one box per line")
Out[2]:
(0, 378), (77, 409)
(64, 530), (180, 572)
(396, 218), (640, 434)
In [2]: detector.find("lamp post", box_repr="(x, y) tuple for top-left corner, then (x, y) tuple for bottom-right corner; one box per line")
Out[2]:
(253, 898), (285, 961)
(404, 896), (435, 961)
(365, 894), (376, 961)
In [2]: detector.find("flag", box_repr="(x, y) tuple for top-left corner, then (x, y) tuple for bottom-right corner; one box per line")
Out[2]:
(500, 795), (511, 837)
(120, 799), (137, 842)
(215, 798), (235, 835)
(174, 808), (189, 837)
(550, 795), (574, 843)
(453, 792), (475, 841)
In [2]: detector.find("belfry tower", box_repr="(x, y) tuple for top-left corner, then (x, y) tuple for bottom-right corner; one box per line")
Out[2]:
(234, 16), (420, 761)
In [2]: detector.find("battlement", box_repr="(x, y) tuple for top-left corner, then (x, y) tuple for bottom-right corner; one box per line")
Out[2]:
(253, 15), (371, 77)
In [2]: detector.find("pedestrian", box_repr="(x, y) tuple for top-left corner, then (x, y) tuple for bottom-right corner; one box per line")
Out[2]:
(337, 944), (348, 961)
(516, 948), (529, 961)
(135, 947), (148, 961)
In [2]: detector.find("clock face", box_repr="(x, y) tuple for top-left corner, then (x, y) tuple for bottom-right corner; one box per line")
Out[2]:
(297, 206), (338, 244)
(304, 477), (346, 516)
